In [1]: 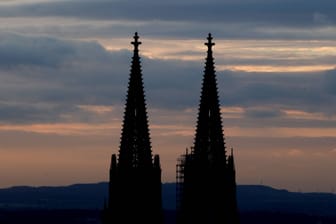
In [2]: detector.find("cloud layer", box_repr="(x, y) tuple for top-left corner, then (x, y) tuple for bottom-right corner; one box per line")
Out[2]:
(0, 1), (335, 191)
(1, 0), (336, 40)
(0, 32), (334, 126)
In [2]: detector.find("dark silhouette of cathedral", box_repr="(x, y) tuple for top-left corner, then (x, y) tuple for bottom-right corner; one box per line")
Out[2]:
(102, 32), (239, 224)
(102, 32), (163, 224)
(176, 34), (240, 224)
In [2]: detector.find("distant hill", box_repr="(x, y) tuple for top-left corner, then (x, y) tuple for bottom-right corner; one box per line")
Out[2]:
(0, 182), (335, 217)
(237, 185), (336, 217)
(0, 182), (108, 210)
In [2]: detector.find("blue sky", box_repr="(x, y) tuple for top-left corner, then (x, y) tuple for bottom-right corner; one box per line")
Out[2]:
(0, 0), (335, 192)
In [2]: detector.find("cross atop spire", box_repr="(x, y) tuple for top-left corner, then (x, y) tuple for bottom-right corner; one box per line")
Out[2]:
(131, 32), (142, 52)
(205, 33), (215, 51)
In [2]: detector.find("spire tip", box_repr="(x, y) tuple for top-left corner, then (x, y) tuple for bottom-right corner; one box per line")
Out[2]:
(131, 32), (142, 51)
(205, 33), (215, 50)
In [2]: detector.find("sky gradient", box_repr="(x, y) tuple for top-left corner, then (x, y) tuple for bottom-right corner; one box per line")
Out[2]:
(0, 0), (335, 192)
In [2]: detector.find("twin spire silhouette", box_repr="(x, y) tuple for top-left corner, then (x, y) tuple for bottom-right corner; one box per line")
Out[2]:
(102, 32), (239, 224)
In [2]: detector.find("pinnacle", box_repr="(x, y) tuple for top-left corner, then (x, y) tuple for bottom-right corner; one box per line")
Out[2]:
(131, 32), (142, 52)
(205, 33), (215, 52)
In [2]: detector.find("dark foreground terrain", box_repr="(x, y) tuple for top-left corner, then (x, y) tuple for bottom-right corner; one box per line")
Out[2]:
(0, 209), (335, 224)
(0, 182), (335, 224)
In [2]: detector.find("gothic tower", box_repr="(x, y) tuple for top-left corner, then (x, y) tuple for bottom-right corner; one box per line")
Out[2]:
(103, 32), (162, 224)
(176, 34), (239, 224)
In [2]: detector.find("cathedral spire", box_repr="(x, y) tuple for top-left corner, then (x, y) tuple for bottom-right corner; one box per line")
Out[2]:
(193, 33), (226, 162)
(103, 33), (162, 224)
(118, 32), (153, 169)
(176, 34), (239, 224)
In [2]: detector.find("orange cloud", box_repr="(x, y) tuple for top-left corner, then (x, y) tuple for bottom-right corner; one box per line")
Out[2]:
(101, 38), (336, 73)
(227, 127), (336, 138)
(0, 123), (120, 136)
(77, 105), (114, 114)
(221, 106), (245, 118)
(283, 109), (335, 120)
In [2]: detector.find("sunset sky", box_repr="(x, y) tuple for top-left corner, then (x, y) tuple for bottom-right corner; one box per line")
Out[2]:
(0, 0), (335, 192)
